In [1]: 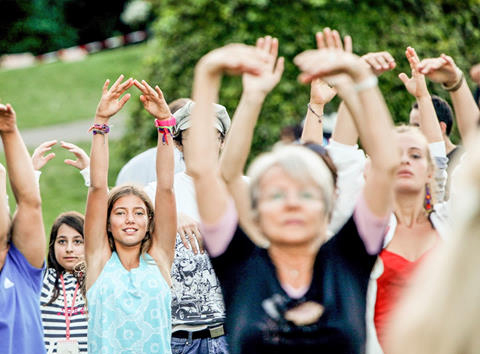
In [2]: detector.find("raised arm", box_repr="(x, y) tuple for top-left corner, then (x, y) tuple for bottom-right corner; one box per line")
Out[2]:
(85, 75), (133, 289)
(0, 163), (10, 251)
(295, 49), (399, 218)
(186, 43), (268, 228)
(399, 47), (443, 143)
(219, 36), (283, 241)
(0, 104), (45, 268)
(134, 79), (176, 267)
(417, 54), (479, 148)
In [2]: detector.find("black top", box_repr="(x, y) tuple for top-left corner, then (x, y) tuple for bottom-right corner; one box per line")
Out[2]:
(210, 216), (377, 354)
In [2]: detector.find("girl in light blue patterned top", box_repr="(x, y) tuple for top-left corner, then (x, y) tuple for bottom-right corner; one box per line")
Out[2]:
(85, 76), (177, 353)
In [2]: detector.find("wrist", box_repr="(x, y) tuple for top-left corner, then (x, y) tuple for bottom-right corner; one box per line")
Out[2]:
(441, 70), (464, 92)
(308, 102), (324, 111)
(94, 115), (110, 123)
(241, 90), (267, 104)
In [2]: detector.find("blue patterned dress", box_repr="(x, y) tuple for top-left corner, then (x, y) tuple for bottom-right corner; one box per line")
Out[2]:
(87, 252), (172, 353)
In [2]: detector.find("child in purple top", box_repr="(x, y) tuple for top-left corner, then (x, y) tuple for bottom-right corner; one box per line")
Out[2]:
(0, 103), (46, 354)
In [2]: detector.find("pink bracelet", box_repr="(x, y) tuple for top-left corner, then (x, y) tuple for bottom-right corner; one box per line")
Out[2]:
(155, 116), (176, 128)
(154, 116), (176, 145)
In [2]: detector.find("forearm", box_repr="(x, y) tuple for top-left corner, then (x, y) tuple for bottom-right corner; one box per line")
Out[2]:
(220, 91), (265, 182)
(0, 172), (9, 242)
(331, 101), (359, 145)
(186, 66), (221, 178)
(1, 129), (40, 207)
(449, 80), (479, 147)
(89, 117), (109, 190)
(300, 103), (324, 144)
(416, 95), (443, 143)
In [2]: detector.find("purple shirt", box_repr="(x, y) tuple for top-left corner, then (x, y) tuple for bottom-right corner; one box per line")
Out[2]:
(0, 244), (45, 354)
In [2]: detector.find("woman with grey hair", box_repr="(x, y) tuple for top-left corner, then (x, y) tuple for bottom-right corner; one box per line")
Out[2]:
(184, 33), (399, 354)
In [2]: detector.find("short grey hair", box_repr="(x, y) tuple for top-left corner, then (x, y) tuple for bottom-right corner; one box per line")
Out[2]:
(247, 145), (335, 218)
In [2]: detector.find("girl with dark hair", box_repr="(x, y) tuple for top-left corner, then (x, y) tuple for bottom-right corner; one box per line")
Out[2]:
(40, 211), (87, 353)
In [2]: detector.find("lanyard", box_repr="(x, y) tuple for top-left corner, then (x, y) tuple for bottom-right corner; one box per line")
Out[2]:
(60, 274), (79, 340)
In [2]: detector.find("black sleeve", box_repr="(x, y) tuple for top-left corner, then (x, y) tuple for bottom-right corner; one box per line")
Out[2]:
(323, 216), (378, 276)
(209, 225), (257, 282)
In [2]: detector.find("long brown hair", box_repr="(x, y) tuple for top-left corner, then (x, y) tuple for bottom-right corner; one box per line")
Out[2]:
(45, 211), (85, 305)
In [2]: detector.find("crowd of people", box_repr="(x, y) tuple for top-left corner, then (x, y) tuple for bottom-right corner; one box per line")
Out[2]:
(1, 27), (480, 354)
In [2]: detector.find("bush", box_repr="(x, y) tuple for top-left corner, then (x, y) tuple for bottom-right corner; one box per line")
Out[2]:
(121, 0), (480, 163)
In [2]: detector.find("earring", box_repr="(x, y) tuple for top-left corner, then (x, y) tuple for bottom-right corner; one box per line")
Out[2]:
(424, 184), (433, 213)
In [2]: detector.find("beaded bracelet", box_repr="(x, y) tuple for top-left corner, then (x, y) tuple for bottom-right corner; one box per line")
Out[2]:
(88, 123), (110, 135)
(155, 116), (176, 145)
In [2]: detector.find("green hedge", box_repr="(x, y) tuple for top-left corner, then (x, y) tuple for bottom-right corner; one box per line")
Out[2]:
(121, 0), (480, 162)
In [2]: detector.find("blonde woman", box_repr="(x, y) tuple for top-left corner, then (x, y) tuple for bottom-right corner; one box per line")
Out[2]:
(386, 129), (480, 354)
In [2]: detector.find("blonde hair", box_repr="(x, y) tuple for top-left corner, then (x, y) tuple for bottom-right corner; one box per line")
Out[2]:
(395, 125), (438, 206)
(247, 145), (335, 219)
(386, 131), (480, 354)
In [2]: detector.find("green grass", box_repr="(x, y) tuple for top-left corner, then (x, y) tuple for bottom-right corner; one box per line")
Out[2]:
(1, 140), (126, 239)
(0, 43), (149, 130)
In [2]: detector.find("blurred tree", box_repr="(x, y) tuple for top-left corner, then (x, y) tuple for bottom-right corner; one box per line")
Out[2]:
(117, 1), (480, 163)
(63, 0), (131, 44)
(0, 0), (77, 55)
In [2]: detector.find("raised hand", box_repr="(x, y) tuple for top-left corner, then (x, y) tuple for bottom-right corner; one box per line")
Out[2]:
(95, 74), (134, 120)
(417, 54), (462, 86)
(310, 79), (336, 105)
(61, 141), (90, 170)
(31, 140), (57, 170)
(134, 80), (171, 119)
(361, 51), (396, 76)
(398, 47), (429, 98)
(315, 27), (352, 53)
(177, 213), (204, 255)
(242, 36), (284, 96)
(0, 103), (17, 134)
(197, 43), (270, 77)
(294, 49), (365, 84)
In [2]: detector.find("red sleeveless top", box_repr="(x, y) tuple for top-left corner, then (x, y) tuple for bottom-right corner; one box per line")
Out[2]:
(374, 247), (434, 348)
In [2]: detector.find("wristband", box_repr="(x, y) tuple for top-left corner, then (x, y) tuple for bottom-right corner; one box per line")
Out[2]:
(441, 71), (464, 92)
(155, 116), (176, 128)
(353, 75), (378, 92)
(88, 123), (110, 135)
(155, 116), (176, 145)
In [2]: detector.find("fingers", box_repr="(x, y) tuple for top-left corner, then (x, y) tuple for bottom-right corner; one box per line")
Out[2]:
(179, 231), (191, 250)
(398, 72), (410, 85)
(193, 225), (204, 253)
(324, 28), (336, 48)
(344, 35), (352, 53)
(102, 79), (110, 95)
(187, 232), (199, 255)
(134, 79), (147, 94)
(43, 152), (56, 163)
(332, 30), (343, 49)
(111, 74), (125, 91)
(315, 31), (325, 49)
(273, 57), (285, 80)
(118, 93), (131, 108)
(155, 86), (164, 100)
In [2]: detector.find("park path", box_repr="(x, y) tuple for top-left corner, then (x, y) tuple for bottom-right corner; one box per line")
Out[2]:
(12, 113), (128, 150)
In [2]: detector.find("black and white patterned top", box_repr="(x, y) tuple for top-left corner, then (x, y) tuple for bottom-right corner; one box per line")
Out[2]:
(40, 268), (88, 353)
